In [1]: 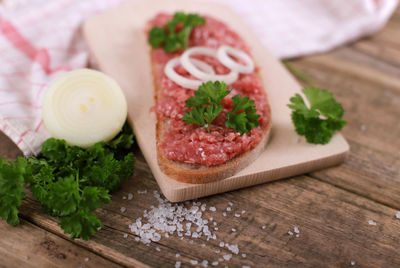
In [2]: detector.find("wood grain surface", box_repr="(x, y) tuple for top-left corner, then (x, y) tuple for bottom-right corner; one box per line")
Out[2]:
(0, 3), (399, 268)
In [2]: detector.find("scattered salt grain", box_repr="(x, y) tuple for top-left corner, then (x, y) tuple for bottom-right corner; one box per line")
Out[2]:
(241, 210), (246, 214)
(212, 261), (219, 266)
(202, 260), (209, 267)
(128, 193), (133, 200)
(137, 190), (147, 194)
(84, 257), (89, 262)
(156, 246), (161, 252)
(226, 207), (232, 212)
(288, 231), (294, 236)
(242, 266), (251, 268)
(218, 258), (224, 262)
(219, 241), (225, 247)
(123, 233), (128, 238)
(120, 207), (126, 213)
(190, 260), (198, 265)
(226, 243), (239, 254)
(261, 225), (266, 230)
(189, 240), (194, 244)
(223, 212), (227, 217)
(176, 253), (181, 258)
(294, 226), (299, 234)
(165, 233), (169, 238)
(175, 261), (181, 268)
(223, 254), (232, 261)
(213, 222), (217, 226)
(215, 249), (221, 253)
(214, 227), (219, 231)
(396, 211), (400, 219)
(24, 256), (30, 260)
(296, 234), (299, 238)
(209, 217), (214, 221)
(201, 204), (206, 211)
(360, 125), (367, 131)
(368, 220), (377, 226)
(232, 228), (237, 232)
(135, 237), (140, 241)
(122, 196), (127, 200)
(350, 260), (356, 265)
(210, 206), (216, 212)
(201, 243), (206, 247)
(235, 213), (241, 217)
(97, 226), (102, 231)
(242, 253), (247, 258)
(229, 202), (233, 206)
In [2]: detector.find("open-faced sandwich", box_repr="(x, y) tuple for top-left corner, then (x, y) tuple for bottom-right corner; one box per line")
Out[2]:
(147, 12), (271, 184)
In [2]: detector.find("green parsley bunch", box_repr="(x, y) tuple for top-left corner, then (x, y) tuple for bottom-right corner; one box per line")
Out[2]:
(0, 123), (135, 240)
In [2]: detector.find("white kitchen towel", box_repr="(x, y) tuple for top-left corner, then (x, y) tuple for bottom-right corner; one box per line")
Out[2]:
(0, 0), (398, 156)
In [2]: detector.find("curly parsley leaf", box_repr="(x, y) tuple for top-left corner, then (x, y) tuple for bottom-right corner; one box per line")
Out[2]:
(149, 12), (206, 53)
(226, 95), (260, 135)
(288, 87), (346, 144)
(0, 158), (27, 226)
(0, 122), (135, 240)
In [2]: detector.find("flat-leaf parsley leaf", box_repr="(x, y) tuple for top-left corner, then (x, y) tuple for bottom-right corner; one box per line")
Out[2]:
(183, 81), (260, 135)
(149, 12), (206, 53)
(288, 87), (346, 144)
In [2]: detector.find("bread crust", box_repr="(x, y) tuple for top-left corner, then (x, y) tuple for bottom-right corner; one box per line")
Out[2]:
(149, 24), (272, 184)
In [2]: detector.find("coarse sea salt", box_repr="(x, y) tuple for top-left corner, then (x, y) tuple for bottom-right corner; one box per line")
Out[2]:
(128, 193), (133, 200)
(128, 191), (216, 245)
(190, 260), (198, 265)
(368, 220), (377, 226)
(210, 206), (216, 212)
(212, 261), (219, 266)
(175, 261), (181, 268)
(396, 211), (400, 219)
(294, 226), (299, 234)
(120, 207), (126, 213)
(350, 260), (356, 266)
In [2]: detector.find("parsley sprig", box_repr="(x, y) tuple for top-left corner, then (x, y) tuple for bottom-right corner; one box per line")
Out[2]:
(183, 81), (260, 135)
(149, 12), (206, 53)
(288, 87), (346, 144)
(0, 123), (135, 240)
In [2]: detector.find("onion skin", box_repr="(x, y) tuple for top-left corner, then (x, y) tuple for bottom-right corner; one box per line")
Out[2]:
(42, 68), (128, 148)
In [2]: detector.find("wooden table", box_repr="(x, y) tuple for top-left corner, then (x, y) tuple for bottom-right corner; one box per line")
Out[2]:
(1, 6), (399, 268)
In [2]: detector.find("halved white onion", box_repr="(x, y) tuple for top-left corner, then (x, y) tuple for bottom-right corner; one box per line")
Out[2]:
(42, 68), (128, 148)
(180, 46), (239, 85)
(217, 45), (254, 74)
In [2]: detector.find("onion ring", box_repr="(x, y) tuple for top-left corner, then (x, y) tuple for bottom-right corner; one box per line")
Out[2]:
(217, 45), (254, 74)
(180, 46), (238, 85)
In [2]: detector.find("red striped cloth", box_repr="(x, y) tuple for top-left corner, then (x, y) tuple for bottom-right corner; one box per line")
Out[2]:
(0, 0), (398, 155)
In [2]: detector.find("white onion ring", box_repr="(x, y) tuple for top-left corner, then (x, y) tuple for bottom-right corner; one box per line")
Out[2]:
(217, 45), (254, 74)
(164, 58), (215, 90)
(180, 46), (239, 85)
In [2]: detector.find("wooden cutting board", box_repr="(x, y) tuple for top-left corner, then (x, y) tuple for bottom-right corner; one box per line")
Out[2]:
(83, 0), (349, 202)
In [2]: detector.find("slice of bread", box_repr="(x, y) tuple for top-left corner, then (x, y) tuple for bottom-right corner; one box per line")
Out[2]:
(148, 19), (272, 184)
(152, 61), (272, 184)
